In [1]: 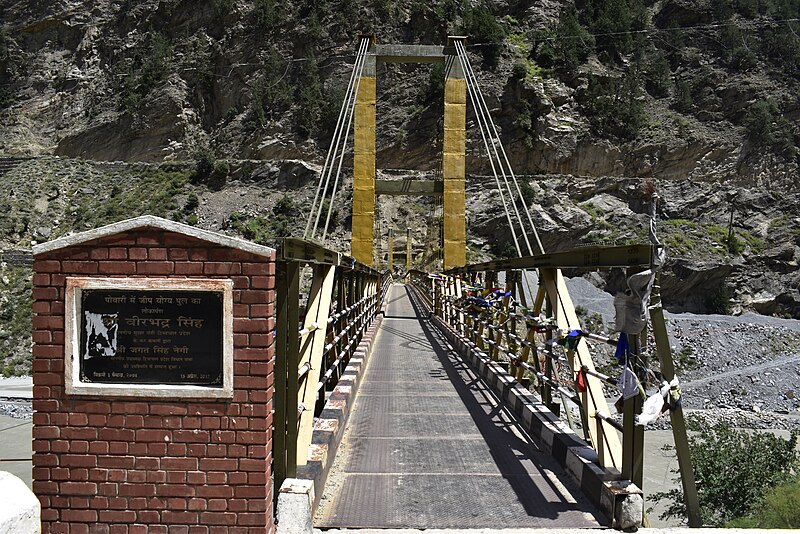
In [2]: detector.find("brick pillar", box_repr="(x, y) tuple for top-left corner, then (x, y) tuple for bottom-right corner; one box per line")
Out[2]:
(31, 218), (278, 533)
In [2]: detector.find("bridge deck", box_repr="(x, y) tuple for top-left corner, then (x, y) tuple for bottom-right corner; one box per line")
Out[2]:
(315, 284), (605, 529)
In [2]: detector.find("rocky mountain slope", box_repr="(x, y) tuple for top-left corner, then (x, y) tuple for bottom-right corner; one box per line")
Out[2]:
(0, 0), (798, 374)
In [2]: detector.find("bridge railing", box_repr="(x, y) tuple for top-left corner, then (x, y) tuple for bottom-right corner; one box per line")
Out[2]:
(274, 238), (390, 491)
(409, 246), (656, 473)
(407, 244), (701, 526)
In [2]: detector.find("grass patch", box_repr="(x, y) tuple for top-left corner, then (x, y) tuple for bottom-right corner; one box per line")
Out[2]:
(0, 264), (32, 377)
(66, 166), (192, 233)
(674, 345), (699, 373)
(662, 219), (763, 256)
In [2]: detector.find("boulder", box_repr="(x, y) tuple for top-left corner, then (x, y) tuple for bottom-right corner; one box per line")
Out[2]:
(0, 471), (40, 533)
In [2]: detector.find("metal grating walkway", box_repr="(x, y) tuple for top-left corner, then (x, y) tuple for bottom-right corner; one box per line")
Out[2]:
(314, 284), (605, 529)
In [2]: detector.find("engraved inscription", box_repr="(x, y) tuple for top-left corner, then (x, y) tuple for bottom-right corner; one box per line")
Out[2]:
(79, 289), (223, 386)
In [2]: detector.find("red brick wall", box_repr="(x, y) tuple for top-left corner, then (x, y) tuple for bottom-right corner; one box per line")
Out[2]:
(32, 229), (276, 534)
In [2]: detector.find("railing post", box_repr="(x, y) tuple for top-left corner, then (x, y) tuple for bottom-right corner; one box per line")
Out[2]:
(284, 261), (300, 478)
(454, 275), (464, 334)
(274, 261), (288, 494)
(296, 264), (336, 465)
(621, 267), (645, 492)
(595, 414), (605, 467)
(540, 267), (623, 470)
(433, 276), (442, 318)
(650, 279), (702, 527)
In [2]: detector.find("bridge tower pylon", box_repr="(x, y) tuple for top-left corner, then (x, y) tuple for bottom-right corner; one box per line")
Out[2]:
(351, 37), (467, 270)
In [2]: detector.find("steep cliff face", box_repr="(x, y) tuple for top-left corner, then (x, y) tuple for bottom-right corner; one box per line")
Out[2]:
(0, 0), (798, 319)
(1, 0), (798, 180)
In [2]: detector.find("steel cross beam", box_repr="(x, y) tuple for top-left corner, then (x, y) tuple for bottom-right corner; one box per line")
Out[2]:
(444, 244), (657, 274)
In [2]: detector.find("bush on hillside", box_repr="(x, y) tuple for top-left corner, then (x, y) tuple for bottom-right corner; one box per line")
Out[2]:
(652, 419), (799, 526)
(462, 4), (505, 68)
(727, 475), (800, 528)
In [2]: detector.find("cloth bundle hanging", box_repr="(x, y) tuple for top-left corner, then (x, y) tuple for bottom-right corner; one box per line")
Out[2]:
(525, 316), (553, 332)
(617, 364), (641, 400)
(614, 269), (656, 335)
(575, 368), (588, 392)
(615, 332), (631, 364)
(556, 329), (583, 350)
(636, 377), (681, 425)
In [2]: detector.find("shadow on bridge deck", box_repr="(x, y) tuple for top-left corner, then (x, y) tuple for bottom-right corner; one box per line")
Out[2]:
(314, 284), (605, 529)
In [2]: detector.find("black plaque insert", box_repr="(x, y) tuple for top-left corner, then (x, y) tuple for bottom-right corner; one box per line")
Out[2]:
(79, 289), (224, 386)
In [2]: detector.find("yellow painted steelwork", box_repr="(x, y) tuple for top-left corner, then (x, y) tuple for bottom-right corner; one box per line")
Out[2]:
(406, 228), (412, 272)
(443, 76), (467, 270)
(388, 229), (394, 272)
(352, 76), (377, 266)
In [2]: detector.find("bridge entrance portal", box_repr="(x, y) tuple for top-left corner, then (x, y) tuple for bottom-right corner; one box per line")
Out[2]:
(352, 37), (467, 270)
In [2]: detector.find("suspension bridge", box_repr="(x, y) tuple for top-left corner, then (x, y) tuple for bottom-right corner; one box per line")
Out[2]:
(25, 37), (703, 533)
(274, 37), (700, 531)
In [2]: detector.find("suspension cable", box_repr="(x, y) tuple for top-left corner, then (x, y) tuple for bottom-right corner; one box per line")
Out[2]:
(453, 48), (522, 257)
(321, 39), (369, 241)
(455, 40), (540, 300)
(457, 41), (545, 255)
(455, 40), (534, 257)
(304, 37), (364, 238)
(305, 37), (370, 240)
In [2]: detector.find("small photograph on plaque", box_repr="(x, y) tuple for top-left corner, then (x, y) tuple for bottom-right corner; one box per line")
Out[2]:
(78, 288), (224, 387)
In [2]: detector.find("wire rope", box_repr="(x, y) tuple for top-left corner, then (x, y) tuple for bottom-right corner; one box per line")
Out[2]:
(305, 37), (370, 239)
(322, 38), (369, 241)
(456, 40), (546, 256)
(453, 47), (523, 257)
(456, 41), (534, 257)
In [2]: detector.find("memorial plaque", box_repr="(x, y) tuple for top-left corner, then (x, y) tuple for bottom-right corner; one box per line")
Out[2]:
(78, 288), (224, 386)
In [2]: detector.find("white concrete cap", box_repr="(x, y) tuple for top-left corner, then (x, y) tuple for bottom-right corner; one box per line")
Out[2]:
(32, 215), (275, 258)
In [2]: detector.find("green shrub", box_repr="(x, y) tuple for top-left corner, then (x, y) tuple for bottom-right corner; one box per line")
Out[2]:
(653, 420), (799, 526)
(192, 150), (228, 191)
(744, 99), (797, 157)
(249, 50), (291, 128)
(583, 0), (646, 56)
(462, 4), (505, 68)
(584, 70), (645, 140)
(511, 61), (526, 80)
(213, 0), (234, 17)
(673, 79), (692, 112)
(294, 53), (322, 138)
(120, 33), (171, 112)
(228, 196), (301, 244)
(674, 345), (699, 373)
(0, 264), (33, 376)
(644, 50), (672, 97)
(184, 192), (200, 213)
(193, 149), (215, 182)
(253, 0), (279, 29)
(726, 231), (743, 254)
(513, 100), (536, 148)
(425, 63), (445, 110)
(536, 6), (593, 74)
(727, 475), (800, 528)
(706, 283), (732, 314)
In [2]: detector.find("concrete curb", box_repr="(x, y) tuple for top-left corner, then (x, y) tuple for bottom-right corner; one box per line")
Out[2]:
(429, 313), (643, 530)
(277, 313), (384, 534)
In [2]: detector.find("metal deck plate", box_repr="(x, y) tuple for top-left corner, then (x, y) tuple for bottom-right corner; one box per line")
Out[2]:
(315, 285), (604, 529)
